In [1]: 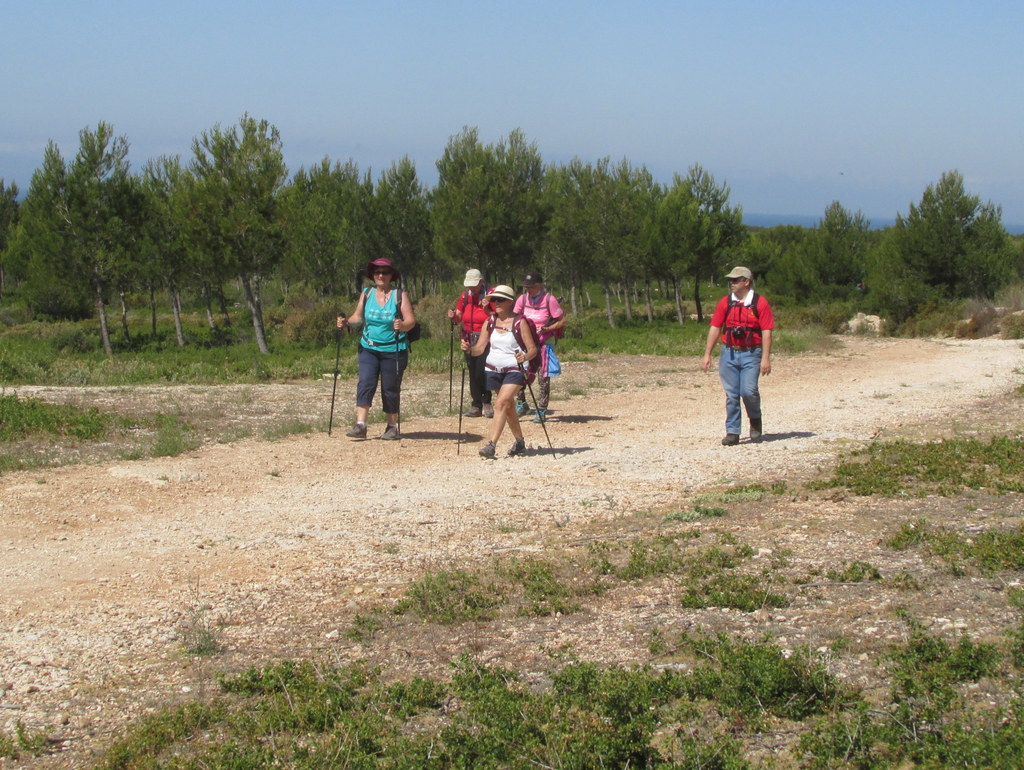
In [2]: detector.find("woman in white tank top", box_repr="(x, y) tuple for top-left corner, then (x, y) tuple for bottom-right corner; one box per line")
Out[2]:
(462, 285), (538, 459)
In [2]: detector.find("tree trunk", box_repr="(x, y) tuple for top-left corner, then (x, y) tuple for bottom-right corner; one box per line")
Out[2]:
(693, 275), (704, 322)
(673, 277), (686, 325)
(585, 288), (592, 307)
(217, 287), (231, 326)
(623, 279), (633, 321)
(171, 289), (186, 347)
(95, 281), (113, 357)
(149, 285), (158, 337)
(603, 280), (616, 329)
(570, 283), (578, 315)
(202, 285), (217, 329)
(119, 291), (132, 344)
(645, 278), (654, 322)
(240, 273), (270, 354)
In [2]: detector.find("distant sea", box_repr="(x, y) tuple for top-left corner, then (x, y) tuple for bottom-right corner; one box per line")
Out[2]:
(745, 212), (1024, 235)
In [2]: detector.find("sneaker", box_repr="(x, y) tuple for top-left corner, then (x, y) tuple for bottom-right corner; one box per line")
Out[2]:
(380, 424), (400, 441)
(515, 401), (530, 417)
(531, 409), (547, 423)
(463, 407), (483, 418)
(721, 433), (740, 446)
(508, 438), (527, 457)
(482, 404), (494, 418)
(345, 423), (367, 439)
(479, 441), (496, 458)
(749, 418), (763, 442)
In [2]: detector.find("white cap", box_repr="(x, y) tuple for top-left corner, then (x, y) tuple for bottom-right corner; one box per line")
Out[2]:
(463, 268), (483, 287)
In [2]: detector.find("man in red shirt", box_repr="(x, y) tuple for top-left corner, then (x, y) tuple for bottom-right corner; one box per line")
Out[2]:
(448, 269), (494, 417)
(701, 266), (775, 445)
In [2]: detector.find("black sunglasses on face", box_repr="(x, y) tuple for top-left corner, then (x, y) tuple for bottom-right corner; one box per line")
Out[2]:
(491, 297), (510, 303)
(373, 269), (393, 275)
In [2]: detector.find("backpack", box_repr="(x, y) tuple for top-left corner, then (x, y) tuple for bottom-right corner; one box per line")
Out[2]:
(519, 291), (564, 339)
(488, 313), (541, 385)
(724, 292), (761, 344)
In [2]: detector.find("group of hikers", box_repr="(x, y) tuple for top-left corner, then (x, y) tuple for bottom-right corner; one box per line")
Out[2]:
(334, 258), (774, 456)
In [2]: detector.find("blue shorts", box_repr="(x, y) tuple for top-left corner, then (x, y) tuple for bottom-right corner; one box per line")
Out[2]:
(486, 368), (525, 391)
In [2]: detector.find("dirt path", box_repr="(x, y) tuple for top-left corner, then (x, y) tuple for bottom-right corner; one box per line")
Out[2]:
(2, 336), (1023, 766)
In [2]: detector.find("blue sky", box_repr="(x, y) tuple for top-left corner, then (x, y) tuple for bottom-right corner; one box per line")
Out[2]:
(4, 0), (1024, 226)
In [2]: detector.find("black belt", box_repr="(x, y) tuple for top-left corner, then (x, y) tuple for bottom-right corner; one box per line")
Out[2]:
(724, 345), (761, 351)
(486, 364), (520, 373)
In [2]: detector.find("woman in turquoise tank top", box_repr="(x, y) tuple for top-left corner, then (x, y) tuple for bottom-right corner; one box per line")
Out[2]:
(336, 258), (417, 440)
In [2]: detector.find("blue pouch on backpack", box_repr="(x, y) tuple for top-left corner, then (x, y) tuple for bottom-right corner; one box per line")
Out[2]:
(546, 344), (561, 377)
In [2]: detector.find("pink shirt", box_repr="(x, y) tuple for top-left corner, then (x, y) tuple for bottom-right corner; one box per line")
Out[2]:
(513, 289), (563, 344)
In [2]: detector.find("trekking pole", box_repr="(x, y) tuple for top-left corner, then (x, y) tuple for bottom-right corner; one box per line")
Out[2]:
(519, 364), (557, 459)
(456, 360), (467, 455)
(448, 318), (455, 412)
(394, 326), (402, 443)
(327, 317), (345, 436)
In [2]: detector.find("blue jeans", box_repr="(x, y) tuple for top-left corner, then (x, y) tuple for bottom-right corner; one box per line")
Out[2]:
(718, 347), (762, 435)
(357, 345), (408, 414)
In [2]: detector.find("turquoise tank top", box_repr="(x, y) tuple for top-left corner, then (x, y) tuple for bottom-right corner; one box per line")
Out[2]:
(361, 288), (408, 352)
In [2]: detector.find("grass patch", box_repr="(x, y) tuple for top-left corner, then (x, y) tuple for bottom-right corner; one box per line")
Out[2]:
(812, 436), (1024, 496)
(827, 560), (882, 583)
(664, 505), (726, 522)
(0, 721), (51, 761)
(886, 519), (1024, 575)
(393, 569), (505, 624)
(0, 392), (112, 440)
(693, 481), (787, 506)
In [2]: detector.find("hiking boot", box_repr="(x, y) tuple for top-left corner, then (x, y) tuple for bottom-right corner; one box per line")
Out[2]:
(479, 441), (496, 458)
(721, 433), (740, 446)
(515, 401), (530, 417)
(482, 404), (494, 418)
(749, 418), (763, 442)
(379, 424), (400, 441)
(532, 409), (547, 423)
(345, 423), (367, 439)
(463, 407), (483, 418)
(508, 438), (527, 457)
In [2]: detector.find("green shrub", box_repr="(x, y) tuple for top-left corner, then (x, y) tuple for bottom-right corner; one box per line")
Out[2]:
(1000, 311), (1024, 339)
(682, 634), (847, 720)
(279, 299), (343, 346)
(393, 570), (504, 624)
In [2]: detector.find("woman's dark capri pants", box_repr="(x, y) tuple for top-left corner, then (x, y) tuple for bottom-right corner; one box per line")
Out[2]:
(357, 344), (408, 413)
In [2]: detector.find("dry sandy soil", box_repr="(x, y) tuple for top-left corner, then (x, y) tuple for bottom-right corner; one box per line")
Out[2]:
(2, 336), (1024, 767)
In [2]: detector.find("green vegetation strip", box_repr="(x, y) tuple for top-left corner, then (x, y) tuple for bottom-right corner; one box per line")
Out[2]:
(88, 617), (1024, 770)
(0, 393), (110, 441)
(887, 518), (1024, 575)
(815, 436), (1024, 496)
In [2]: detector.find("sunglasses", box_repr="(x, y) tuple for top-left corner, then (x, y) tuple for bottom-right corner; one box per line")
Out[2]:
(727, 277), (746, 283)
(491, 297), (511, 303)
(373, 269), (393, 276)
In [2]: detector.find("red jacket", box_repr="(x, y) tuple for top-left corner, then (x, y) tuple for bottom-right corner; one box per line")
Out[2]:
(455, 290), (493, 337)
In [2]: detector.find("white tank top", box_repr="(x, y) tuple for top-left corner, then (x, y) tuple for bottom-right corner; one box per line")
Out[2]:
(487, 322), (522, 369)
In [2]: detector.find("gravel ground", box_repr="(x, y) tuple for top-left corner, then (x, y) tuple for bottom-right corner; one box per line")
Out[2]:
(2, 335), (1023, 767)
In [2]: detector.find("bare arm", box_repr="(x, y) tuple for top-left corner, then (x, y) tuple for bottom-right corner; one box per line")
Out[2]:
(395, 291), (416, 333)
